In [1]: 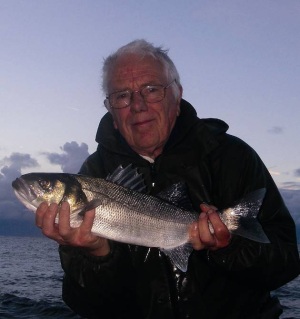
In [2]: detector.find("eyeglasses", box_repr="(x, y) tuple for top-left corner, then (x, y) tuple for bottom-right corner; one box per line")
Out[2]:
(106, 79), (176, 109)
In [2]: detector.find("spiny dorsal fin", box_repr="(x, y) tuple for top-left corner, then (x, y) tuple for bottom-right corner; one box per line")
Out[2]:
(106, 164), (146, 193)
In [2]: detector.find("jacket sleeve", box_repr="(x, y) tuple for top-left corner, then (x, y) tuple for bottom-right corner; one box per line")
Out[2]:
(59, 243), (140, 318)
(207, 136), (300, 290)
(59, 153), (140, 318)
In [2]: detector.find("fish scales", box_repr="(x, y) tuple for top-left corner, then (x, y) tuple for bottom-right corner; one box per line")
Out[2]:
(75, 176), (197, 248)
(77, 175), (196, 222)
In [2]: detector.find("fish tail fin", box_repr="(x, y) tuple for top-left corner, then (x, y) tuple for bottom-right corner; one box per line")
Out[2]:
(226, 188), (270, 243)
(231, 220), (270, 243)
(161, 243), (193, 272)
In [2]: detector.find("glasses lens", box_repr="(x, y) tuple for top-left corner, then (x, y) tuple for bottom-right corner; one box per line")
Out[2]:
(142, 85), (164, 103)
(108, 83), (171, 108)
(110, 91), (131, 108)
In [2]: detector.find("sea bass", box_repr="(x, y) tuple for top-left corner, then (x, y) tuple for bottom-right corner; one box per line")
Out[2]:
(12, 165), (269, 272)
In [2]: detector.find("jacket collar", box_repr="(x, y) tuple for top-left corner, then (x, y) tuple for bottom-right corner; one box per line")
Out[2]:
(95, 99), (229, 158)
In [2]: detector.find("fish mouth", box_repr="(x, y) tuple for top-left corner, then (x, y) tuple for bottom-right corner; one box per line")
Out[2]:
(12, 178), (38, 202)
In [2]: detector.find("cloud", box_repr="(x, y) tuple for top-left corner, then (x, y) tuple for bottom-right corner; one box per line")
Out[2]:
(280, 188), (300, 229)
(294, 169), (300, 177)
(0, 141), (90, 231)
(0, 153), (40, 223)
(43, 141), (90, 173)
(0, 200), (32, 221)
(0, 152), (39, 197)
(0, 152), (39, 175)
(269, 169), (280, 176)
(267, 126), (284, 134)
(280, 181), (300, 191)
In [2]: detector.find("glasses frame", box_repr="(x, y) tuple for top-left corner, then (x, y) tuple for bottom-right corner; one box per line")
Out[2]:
(105, 79), (176, 109)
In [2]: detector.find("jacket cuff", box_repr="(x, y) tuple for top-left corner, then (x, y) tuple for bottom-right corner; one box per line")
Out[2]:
(79, 240), (115, 263)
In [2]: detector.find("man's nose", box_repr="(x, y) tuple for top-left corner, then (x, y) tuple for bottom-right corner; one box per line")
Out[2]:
(130, 91), (148, 112)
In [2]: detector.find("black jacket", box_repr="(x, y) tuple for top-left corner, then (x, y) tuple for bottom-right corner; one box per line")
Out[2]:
(59, 99), (299, 319)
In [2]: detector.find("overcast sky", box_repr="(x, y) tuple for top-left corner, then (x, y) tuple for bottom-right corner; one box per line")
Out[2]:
(1, 0), (299, 236)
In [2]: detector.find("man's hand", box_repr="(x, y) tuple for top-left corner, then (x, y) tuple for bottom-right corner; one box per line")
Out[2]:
(189, 203), (231, 251)
(35, 202), (110, 256)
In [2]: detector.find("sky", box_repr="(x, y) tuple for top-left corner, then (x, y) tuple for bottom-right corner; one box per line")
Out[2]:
(0, 0), (299, 237)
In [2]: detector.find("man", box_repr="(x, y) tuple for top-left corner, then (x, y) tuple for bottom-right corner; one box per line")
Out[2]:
(36, 40), (299, 319)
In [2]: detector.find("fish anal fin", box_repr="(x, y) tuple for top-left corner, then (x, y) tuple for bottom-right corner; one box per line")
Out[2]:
(161, 243), (193, 272)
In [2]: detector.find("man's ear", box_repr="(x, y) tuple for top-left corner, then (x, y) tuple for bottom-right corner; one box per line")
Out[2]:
(177, 84), (183, 101)
(176, 85), (183, 116)
(104, 99), (118, 129)
(104, 99), (111, 112)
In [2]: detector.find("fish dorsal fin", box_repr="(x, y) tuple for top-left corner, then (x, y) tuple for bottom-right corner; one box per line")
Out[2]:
(106, 164), (146, 193)
(156, 182), (194, 211)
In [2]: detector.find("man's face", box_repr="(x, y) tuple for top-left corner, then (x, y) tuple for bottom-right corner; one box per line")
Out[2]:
(107, 54), (182, 158)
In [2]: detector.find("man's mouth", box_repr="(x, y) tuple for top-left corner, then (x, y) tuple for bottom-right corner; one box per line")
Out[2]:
(133, 119), (154, 126)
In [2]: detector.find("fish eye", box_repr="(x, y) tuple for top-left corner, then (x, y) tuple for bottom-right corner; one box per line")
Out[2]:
(39, 180), (53, 191)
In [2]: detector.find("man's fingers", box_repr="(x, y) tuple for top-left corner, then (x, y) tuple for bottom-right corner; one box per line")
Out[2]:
(41, 203), (59, 238)
(58, 202), (72, 237)
(200, 203), (218, 212)
(34, 202), (99, 248)
(207, 211), (231, 239)
(207, 210), (231, 248)
(191, 207), (231, 251)
(189, 221), (204, 250)
(198, 211), (216, 245)
(80, 209), (96, 233)
(35, 202), (49, 228)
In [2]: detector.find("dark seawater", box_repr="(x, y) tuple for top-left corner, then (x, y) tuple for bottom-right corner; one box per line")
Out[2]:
(0, 236), (299, 319)
(0, 236), (80, 319)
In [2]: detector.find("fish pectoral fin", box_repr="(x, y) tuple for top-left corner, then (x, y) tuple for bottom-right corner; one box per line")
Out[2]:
(78, 199), (104, 216)
(161, 243), (193, 272)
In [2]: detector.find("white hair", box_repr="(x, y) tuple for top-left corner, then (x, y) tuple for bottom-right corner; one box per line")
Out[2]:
(102, 39), (181, 95)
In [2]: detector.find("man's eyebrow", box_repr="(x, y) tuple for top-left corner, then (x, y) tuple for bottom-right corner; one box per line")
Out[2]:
(111, 81), (162, 93)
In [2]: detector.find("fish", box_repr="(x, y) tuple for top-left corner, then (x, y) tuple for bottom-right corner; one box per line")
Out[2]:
(12, 164), (270, 272)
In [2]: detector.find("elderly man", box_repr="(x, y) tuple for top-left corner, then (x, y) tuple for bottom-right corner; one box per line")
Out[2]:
(36, 40), (299, 319)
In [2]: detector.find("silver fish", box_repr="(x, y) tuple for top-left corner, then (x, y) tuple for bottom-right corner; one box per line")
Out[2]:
(12, 165), (269, 272)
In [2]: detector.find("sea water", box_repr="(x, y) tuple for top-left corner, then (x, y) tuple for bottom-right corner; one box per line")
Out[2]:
(0, 236), (79, 319)
(0, 236), (299, 318)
